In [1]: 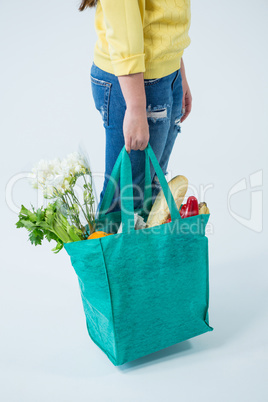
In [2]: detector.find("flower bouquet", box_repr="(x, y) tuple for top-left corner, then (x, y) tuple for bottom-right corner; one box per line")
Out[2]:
(15, 152), (96, 253)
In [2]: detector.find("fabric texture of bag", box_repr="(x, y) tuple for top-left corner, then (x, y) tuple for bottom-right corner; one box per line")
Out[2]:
(64, 143), (213, 366)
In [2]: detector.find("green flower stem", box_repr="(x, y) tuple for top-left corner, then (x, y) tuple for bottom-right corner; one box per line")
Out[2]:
(64, 192), (81, 228)
(57, 192), (79, 229)
(82, 175), (95, 229)
(69, 189), (93, 232)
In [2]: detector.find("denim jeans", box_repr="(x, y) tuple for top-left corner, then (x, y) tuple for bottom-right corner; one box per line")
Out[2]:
(90, 61), (184, 216)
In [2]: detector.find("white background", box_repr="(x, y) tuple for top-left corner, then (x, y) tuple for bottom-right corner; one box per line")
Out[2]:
(1, 0), (267, 401)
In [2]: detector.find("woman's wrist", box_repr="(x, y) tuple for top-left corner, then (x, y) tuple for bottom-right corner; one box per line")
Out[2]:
(118, 72), (147, 109)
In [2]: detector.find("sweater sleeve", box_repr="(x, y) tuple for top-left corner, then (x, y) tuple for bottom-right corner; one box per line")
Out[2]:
(100, 0), (145, 76)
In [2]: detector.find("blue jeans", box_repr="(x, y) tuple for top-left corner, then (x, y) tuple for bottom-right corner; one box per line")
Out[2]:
(90, 61), (184, 216)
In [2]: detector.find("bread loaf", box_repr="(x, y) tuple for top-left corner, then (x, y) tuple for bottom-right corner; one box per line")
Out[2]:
(146, 175), (188, 228)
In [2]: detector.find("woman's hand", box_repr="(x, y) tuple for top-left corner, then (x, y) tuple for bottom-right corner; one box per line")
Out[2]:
(180, 58), (192, 123)
(118, 72), (149, 153)
(123, 105), (150, 152)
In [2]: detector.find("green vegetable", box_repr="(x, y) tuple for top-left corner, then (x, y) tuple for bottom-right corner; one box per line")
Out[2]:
(15, 199), (84, 253)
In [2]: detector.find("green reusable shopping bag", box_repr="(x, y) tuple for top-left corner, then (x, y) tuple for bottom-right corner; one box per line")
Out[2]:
(64, 143), (213, 366)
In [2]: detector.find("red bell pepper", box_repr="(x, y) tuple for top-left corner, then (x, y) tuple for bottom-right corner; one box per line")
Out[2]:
(165, 196), (199, 223)
(179, 204), (187, 218)
(184, 196), (199, 218)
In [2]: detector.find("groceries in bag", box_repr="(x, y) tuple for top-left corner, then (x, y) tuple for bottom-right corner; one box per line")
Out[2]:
(164, 198), (210, 223)
(145, 175), (188, 228)
(15, 151), (97, 253)
(146, 176), (210, 228)
(16, 148), (210, 250)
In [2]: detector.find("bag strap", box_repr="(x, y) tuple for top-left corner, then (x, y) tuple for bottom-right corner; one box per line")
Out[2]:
(97, 145), (152, 220)
(97, 143), (182, 233)
(120, 143), (181, 233)
(96, 145), (125, 219)
(142, 149), (153, 214)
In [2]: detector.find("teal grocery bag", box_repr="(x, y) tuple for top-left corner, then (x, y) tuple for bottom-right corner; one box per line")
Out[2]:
(64, 143), (213, 366)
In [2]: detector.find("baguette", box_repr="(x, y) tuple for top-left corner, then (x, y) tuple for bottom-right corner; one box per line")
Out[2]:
(146, 175), (188, 228)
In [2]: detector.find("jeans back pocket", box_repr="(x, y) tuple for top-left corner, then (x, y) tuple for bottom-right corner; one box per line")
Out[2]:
(144, 77), (162, 86)
(90, 75), (112, 127)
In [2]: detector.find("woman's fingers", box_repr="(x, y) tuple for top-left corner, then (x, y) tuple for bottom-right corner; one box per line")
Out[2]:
(180, 105), (190, 122)
(126, 137), (139, 151)
(182, 94), (186, 113)
(139, 138), (149, 151)
(180, 90), (192, 123)
(139, 142), (147, 151)
(125, 136), (132, 153)
(125, 137), (148, 151)
(132, 138), (146, 151)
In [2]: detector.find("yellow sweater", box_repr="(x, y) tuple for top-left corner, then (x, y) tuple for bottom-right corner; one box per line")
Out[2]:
(93, 0), (191, 79)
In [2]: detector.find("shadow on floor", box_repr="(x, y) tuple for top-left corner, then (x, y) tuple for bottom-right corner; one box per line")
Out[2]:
(117, 340), (193, 371)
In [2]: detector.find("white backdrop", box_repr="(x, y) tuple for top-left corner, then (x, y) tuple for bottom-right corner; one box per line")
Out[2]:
(1, 1), (267, 401)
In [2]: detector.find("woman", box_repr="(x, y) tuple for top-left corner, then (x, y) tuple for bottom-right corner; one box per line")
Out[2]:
(79, 0), (192, 216)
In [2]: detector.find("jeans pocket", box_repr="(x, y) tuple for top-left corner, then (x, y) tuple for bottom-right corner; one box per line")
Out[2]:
(90, 75), (112, 126)
(144, 77), (162, 86)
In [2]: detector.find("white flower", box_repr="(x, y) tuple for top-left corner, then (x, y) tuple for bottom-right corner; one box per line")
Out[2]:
(63, 179), (71, 191)
(65, 152), (88, 176)
(28, 151), (90, 197)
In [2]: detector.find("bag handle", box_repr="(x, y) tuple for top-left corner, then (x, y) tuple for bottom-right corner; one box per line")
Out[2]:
(97, 143), (182, 233)
(97, 145), (125, 219)
(142, 147), (153, 213)
(97, 146), (152, 219)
